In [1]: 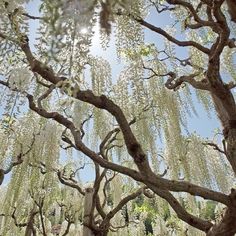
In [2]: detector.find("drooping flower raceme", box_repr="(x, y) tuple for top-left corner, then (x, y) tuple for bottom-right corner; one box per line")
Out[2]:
(8, 67), (31, 92)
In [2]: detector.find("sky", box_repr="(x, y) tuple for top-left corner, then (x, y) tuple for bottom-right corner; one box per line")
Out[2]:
(87, 5), (220, 138)
(17, 0), (236, 139)
(1, 0), (222, 184)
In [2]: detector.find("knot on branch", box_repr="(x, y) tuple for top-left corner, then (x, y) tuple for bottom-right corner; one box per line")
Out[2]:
(85, 187), (94, 194)
(143, 189), (155, 198)
(165, 72), (209, 91)
(165, 73), (184, 91)
(129, 143), (146, 163)
(227, 38), (236, 48)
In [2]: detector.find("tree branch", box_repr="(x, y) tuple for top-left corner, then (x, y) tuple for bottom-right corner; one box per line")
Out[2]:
(134, 17), (210, 54)
(165, 72), (210, 91)
(57, 169), (85, 195)
(151, 187), (213, 232)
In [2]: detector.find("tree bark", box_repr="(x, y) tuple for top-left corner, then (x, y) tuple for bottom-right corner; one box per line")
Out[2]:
(0, 169), (4, 185)
(206, 189), (236, 235)
(83, 188), (95, 236)
(25, 210), (38, 236)
(226, 0), (236, 22)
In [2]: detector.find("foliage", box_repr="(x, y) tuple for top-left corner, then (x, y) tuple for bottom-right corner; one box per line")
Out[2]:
(0, 0), (236, 235)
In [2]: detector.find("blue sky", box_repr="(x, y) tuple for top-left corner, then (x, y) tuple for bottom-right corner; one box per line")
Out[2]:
(4, 1), (220, 184)
(87, 5), (219, 138)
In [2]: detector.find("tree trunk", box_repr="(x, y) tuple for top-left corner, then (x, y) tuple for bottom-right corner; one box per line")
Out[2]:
(95, 232), (108, 236)
(83, 187), (95, 236)
(206, 193), (236, 235)
(226, 0), (236, 22)
(211, 92), (236, 174)
(25, 210), (38, 236)
(206, 56), (236, 235)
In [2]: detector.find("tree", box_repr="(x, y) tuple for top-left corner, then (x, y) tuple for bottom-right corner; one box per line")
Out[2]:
(0, 0), (236, 235)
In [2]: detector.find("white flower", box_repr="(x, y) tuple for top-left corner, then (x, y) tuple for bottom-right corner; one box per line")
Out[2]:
(9, 68), (31, 92)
